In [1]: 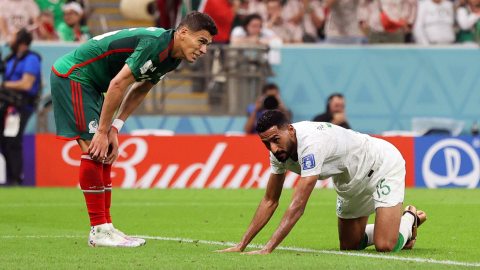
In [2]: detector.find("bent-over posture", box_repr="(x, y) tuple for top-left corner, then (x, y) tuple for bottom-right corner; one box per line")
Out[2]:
(217, 110), (426, 254)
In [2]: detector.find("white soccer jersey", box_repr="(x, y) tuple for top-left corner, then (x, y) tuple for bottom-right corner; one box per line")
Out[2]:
(270, 121), (405, 198)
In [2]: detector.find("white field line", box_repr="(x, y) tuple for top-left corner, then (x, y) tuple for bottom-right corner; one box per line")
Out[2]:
(1, 235), (479, 267)
(0, 201), (479, 207)
(0, 202), (284, 207)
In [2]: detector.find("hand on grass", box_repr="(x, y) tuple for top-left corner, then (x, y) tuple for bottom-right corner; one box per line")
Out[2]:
(214, 246), (244, 252)
(242, 249), (270, 255)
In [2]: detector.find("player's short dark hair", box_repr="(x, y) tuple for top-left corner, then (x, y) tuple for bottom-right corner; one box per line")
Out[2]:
(262, 83), (279, 94)
(177, 11), (218, 36)
(256, 110), (289, 133)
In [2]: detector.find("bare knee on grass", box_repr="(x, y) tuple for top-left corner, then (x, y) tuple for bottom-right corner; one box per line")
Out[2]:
(374, 203), (403, 252)
(374, 237), (398, 252)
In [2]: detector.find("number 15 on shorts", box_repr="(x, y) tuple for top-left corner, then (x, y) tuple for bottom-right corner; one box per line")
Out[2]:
(376, 179), (391, 199)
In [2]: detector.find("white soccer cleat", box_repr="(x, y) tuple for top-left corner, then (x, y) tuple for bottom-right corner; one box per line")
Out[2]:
(108, 224), (146, 246)
(88, 225), (141, 247)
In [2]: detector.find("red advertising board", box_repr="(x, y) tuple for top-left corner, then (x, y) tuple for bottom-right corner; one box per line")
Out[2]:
(36, 134), (415, 188)
(378, 136), (415, 187)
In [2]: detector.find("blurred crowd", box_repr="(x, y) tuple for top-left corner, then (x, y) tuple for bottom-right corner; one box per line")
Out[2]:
(0, 0), (92, 42)
(1, 0), (480, 45)
(168, 0), (480, 45)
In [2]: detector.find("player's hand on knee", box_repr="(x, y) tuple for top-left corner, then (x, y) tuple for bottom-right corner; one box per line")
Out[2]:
(105, 144), (119, 164)
(89, 131), (108, 162)
(105, 130), (119, 164)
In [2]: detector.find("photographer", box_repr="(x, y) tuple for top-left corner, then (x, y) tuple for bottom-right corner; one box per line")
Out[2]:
(312, 93), (350, 129)
(245, 83), (291, 134)
(0, 28), (41, 186)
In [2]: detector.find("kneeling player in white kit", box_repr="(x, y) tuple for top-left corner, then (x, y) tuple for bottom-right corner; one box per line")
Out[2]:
(217, 110), (427, 254)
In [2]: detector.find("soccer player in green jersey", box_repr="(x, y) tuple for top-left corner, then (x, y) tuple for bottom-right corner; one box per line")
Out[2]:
(50, 11), (218, 247)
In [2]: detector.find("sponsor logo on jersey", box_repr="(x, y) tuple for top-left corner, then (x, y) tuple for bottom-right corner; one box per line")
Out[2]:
(302, 154), (315, 170)
(421, 138), (480, 188)
(88, 119), (99, 134)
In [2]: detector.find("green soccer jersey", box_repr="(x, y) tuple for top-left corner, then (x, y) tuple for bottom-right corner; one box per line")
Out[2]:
(52, 27), (182, 92)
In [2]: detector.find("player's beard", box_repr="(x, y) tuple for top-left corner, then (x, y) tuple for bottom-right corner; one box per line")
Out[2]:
(274, 137), (294, 163)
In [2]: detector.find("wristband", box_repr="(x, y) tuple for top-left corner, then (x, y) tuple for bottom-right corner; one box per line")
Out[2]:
(111, 119), (124, 132)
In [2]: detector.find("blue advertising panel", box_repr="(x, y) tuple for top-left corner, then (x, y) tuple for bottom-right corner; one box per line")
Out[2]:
(415, 136), (480, 188)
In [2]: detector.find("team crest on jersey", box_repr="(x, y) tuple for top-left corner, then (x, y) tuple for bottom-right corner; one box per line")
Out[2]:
(302, 154), (315, 170)
(89, 119), (99, 133)
(336, 198), (344, 215)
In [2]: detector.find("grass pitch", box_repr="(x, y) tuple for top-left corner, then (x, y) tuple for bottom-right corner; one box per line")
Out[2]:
(0, 188), (479, 269)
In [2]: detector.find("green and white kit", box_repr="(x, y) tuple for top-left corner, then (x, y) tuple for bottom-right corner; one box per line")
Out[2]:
(270, 121), (406, 219)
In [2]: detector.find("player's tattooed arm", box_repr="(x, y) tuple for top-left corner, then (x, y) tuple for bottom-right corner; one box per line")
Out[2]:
(215, 173), (286, 253)
(244, 175), (318, 254)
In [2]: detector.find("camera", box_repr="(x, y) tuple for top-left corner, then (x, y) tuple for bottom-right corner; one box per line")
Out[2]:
(262, 95), (279, 110)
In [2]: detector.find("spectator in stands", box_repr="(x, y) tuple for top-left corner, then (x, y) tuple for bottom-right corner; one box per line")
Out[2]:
(312, 93), (350, 129)
(265, 0), (302, 43)
(57, 2), (92, 42)
(456, 0), (480, 42)
(200, 0), (239, 43)
(230, 13), (279, 45)
(245, 0), (269, 21)
(413, 0), (455, 45)
(0, 29), (41, 186)
(72, 0), (95, 26)
(282, 0), (325, 42)
(35, 0), (66, 29)
(156, 0), (182, 29)
(358, 0), (416, 44)
(324, 0), (363, 44)
(0, 0), (40, 41)
(32, 10), (60, 41)
(245, 83), (291, 134)
(233, 0), (268, 29)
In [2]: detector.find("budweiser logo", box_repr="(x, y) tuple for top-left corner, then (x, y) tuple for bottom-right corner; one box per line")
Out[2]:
(61, 137), (332, 189)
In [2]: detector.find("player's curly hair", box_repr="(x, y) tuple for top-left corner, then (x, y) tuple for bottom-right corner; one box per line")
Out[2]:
(256, 110), (289, 133)
(177, 11), (218, 36)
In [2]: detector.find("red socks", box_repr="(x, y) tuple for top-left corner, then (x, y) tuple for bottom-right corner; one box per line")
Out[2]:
(103, 163), (113, 224)
(79, 153), (106, 226)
